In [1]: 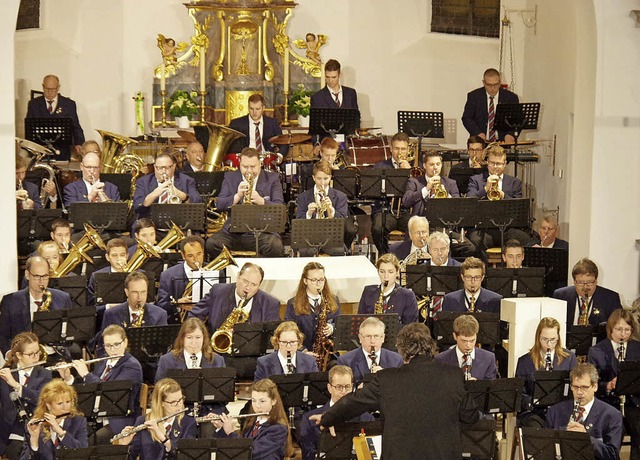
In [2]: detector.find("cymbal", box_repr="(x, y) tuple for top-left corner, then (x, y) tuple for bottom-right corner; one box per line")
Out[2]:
(15, 138), (54, 156)
(177, 130), (197, 143)
(269, 133), (312, 145)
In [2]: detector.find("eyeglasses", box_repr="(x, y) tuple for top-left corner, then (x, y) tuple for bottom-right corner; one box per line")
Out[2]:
(155, 165), (174, 171)
(540, 337), (558, 344)
(539, 226), (557, 231)
(468, 148), (484, 153)
(104, 340), (125, 350)
(20, 351), (40, 358)
(613, 327), (632, 334)
(43, 86), (59, 91)
(487, 161), (505, 167)
(575, 281), (596, 287)
(306, 278), (325, 284)
(28, 272), (50, 281)
(483, 82), (501, 88)
(329, 384), (352, 392)
(163, 396), (185, 407)
(463, 275), (483, 282)
(279, 340), (299, 347)
(360, 334), (383, 341)
(392, 147), (408, 153)
(571, 385), (593, 392)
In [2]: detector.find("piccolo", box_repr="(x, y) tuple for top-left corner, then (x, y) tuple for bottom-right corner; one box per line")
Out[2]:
(8, 361), (47, 373)
(195, 412), (270, 424)
(110, 408), (189, 443)
(46, 355), (124, 371)
(29, 412), (71, 425)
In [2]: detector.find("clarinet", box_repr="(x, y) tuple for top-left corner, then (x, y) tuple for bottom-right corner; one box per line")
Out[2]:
(545, 348), (553, 371)
(619, 340), (626, 417)
(369, 346), (377, 372)
(569, 398), (582, 423)
(286, 350), (295, 375)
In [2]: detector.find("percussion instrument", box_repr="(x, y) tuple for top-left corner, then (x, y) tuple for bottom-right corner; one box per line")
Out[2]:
(260, 152), (282, 172)
(224, 153), (241, 169)
(268, 133), (312, 146)
(347, 135), (391, 166)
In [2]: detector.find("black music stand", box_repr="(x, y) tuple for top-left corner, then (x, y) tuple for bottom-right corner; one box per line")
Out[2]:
(17, 209), (64, 246)
(100, 173), (134, 201)
(270, 372), (331, 409)
(423, 197), (479, 232)
(25, 117), (73, 156)
(228, 204), (287, 256)
(465, 377), (524, 415)
(405, 265), (462, 296)
(566, 325), (598, 356)
(615, 361), (640, 397)
(309, 108), (360, 138)
(530, 370), (571, 408)
(150, 203), (207, 233)
(56, 445), (129, 460)
(433, 312), (500, 347)
(333, 314), (401, 352)
(176, 438), (253, 460)
(332, 168), (359, 198)
(461, 419), (497, 460)
(49, 275), (88, 308)
(69, 202), (130, 233)
(477, 198), (531, 249)
(485, 267), (545, 298)
(167, 368), (236, 404)
(232, 321), (281, 356)
(519, 427), (594, 460)
(75, 380), (133, 443)
(524, 247), (569, 296)
(290, 218), (345, 256)
(183, 171), (226, 198)
(32, 307), (96, 345)
(317, 420), (384, 460)
(397, 111), (445, 163)
(94, 272), (156, 305)
(494, 102), (541, 176)
(127, 324), (182, 363)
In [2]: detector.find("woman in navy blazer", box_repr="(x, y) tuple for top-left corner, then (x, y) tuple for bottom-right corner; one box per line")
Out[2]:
(284, 262), (341, 352)
(213, 378), (291, 460)
(22, 379), (88, 460)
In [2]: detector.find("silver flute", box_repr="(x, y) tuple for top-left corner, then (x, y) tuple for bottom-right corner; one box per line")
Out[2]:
(110, 408), (189, 443)
(46, 355), (124, 371)
(195, 412), (270, 424)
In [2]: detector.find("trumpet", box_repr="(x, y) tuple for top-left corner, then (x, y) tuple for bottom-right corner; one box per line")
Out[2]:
(195, 412), (270, 424)
(89, 172), (111, 203)
(486, 174), (502, 201)
(430, 176), (448, 199)
(46, 355), (124, 371)
(28, 412), (71, 425)
(243, 172), (255, 205)
(316, 187), (330, 219)
(110, 408), (188, 443)
(162, 173), (181, 204)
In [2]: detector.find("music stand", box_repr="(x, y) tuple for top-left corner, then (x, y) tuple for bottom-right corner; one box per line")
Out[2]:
(494, 102), (541, 176)
(56, 445), (130, 460)
(530, 370), (571, 408)
(309, 108), (360, 138)
(127, 324), (182, 362)
(523, 247), (569, 296)
(476, 198), (531, 249)
(270, 372), (331, 409)
(25, 117), (73, 154)
(69, 202), (129, 233)
(334, 314), (401, 352)
(176, 438), (253, 460)
(465, 377), (524, 414)
(397, 111), (445, 163)
(404, 265), (462, 296)
(423, 197), (479, 232)
(615, 361), (640, 397)
(433, 312), (500, 347)
(232, 321), (281, 356)
(461, 419), (497, 460)
(317, 420), (384, 460)
(95, 272), (156, 305)
(32, 307), (96, 345)
(228, 204), (287, 256)
(359, 168), (409, 200)
(75, 380), (133, 442)
(100, 173), (134, 201)
(566, 325), (598, 356)
(290, 218), (345, 256)
(183, 171), (226, 198)
(150, 203), (207, 233)
(519, 427), (594, 460)
(49, 275), (88, 308)
(167, 368), (236, 404)
(17, 209), (64, 240)
(485, 267), (545, 298)
(332, 168), (359, 198)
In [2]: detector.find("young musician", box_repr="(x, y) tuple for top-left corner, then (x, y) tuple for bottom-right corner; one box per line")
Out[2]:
(284, 262), (341, 352)
(22, 379), (88, 458)
(442, 257), (502, 313)
(87, 238), (128, 306)
(502, 239), (524, 269)
(49, 219), (72, 254)
(128, 218), (157, 257)
(213, 378), (292, 460)
(0, 333), (52, 458)
(119, 378), (197, 459)
(16, 155), (41, 210)
(357, 253), (418, 324)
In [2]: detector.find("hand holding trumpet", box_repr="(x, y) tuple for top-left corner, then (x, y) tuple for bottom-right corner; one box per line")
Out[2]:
(484, 174), (504, 200)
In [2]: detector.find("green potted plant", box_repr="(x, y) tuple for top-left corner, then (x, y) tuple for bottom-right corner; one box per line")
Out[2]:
(168, 90), (199, 128)
(288, 83), (313, 127)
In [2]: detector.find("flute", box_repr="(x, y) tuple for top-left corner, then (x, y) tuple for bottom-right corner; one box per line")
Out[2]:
(8, 361), (47, 373)
(46, 355), (124, 371)
(110, 408), (189, 443)
(29, 412), (71, 425)
(195, 412), (270, 424)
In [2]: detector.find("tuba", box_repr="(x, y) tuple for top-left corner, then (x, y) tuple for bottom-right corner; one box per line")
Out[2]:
(182, 246), (237, 299)
(211, 294), (250, 354)
(97, 130), (140, 174)
(201, 123), (246, 172)
(51, 223), (106, 278)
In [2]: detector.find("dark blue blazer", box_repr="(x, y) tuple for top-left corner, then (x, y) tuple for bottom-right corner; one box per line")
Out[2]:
(284, 298), (341, 351)
(295, 187), (349, 219)
(546, 398), (623, 460)
(435, 347), (497, 380)
(129, 414), (197, 460)
(132, 171), (202, 219)
(442, 288), (502, 314)
(0, 288), (72, 354)
(155, 350), (226, 382)
(389, 241), (460, 266)
(190, 283), (280, 332)
(515, 349), (577, 380)
(227, 114), (287, 156)
(467, 171), (523, 199)
(22, 180), (42, 209)
(62, 179), (120, 207)
(311, 86), (359, 110)
(26, 94), (85, 147)
(20, 415), (88, 460)
(525, 237), (569, 251)
(588, 339), (640, 404)
(157, 262), (189, 321)
(223, 421), (288, 460)
(86, 265), (112, 306)
(461, 87), (519, 140)
(357, 283), (418, 324)
(552, 286), (621, 327)
(336, 347), (404, 384)
(254, 351), (319, 381)
(402, 175), (460, 216)
(101, 302), (168, 331)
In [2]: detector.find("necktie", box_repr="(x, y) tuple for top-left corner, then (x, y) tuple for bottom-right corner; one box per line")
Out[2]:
(54, 437), (60, 448)
(23, 372), (30, 386)
(47, 100), (54, 113)
(165, 422), (172, 438)
(488, 96), (497, 142)
(462, 353), (470, 379)
(190, 354), (198, 369)
(431, 295), (443, 316)
(34, 300), (43, 311)
(159, 189), (170, 204)
(312, 298), (320, 313)
(333, 92), (341, 107)
(254, 122), (262, 153)
(101, 364), (112, 382)
(131, 312), (139, 325)
(469, 295), (476, 312)
(250, 420), (261, 437)
(578, 298), (589, 325)
(575, 406), (585, 424)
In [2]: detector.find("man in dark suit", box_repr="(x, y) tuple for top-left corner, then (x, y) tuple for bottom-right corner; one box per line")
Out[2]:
(389, 215), (430, 261)
(63, 152), (120, 207)
(87, 238), (128, 306)
(502, 239), (525, 268)
(546, 363), (623, 460)
(403, 150), (460, 216)
(0, 257), (72, 354)
(443, 257), (502, 314)
(553, 258), (621, 327)
(15, 155), (42, 209)
(181, 141), (205, 173)
(336, 317), (404, 384)
(315, 323), (479, 459)
(435, 315), (497, 380)
(449, 135), (488, 196)
(26, 74), (85, 161)
(205, 148), (285, 258)
(461, 68), (519, 143)
(310, 59), (359, 110)
(427, 231), (463, 267)
(133, 152), (202, 220)
(526, 213), (569, 250)
(189, 262), (280, 333)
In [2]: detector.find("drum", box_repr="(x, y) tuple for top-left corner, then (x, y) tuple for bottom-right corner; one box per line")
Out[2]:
(224, 153), (240, 169)
(346, 135), (390, 166)
(261, 152), (282, 172)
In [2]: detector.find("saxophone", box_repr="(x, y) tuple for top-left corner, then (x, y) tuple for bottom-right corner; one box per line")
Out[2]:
(374, 281), (388, 314)
(38, 287), (52, 311)
(211, 294), (250, 353)
(243, 173), (255, 205)
(312, 288), (334, 371)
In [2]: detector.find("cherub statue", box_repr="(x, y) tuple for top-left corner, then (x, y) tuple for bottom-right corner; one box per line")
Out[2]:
(157, 34), (188, 66)
(293, 33), (327, 64)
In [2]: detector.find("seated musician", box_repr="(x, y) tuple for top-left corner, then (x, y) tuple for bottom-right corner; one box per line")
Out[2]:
(295, 160), (349, 256)
(128, 218), (157, 257)
(22, 379), (88, 458)
(0, 333), (52, 458)
(212, 378), (292, 460)
(205, 147), (285, 258)
(402, 150), (460, 212)
(371, 132), (412, 254)
(57, 325), (143, 444)
(254, 321), (318, 381)
(552, 258), (621, 327)
(189, 262), (280, 334)
(546, 363), (623, 460)
(502, 239), (524, 268)
(118, 378), (197, 459)
(16, 155), (41, 210)
(527, 212), (569, 250)
(336, 317), (403, 384)
(49, 218), (71, 254)
(62, 152), (120, 207)
(299, 137), (342, 192)
(81, 139), (101, 156)
(0, 257), (72, 355)
(427, 231), (462, 267)
(133, 152), (202, 220)
(180, 141), (205, 173)
(357, 253), (418, 324)
(389, 215), (430, 262)
(449, 135), (487, 196)
(435, 315), (497, 380)
(20, 240), (72, 289)
(299, 365), (374, 460)
(155, 318), (225, 382)
(442, 257), (502, 313)
(284, 262), (341, 354)
(87, 238), (128, 306)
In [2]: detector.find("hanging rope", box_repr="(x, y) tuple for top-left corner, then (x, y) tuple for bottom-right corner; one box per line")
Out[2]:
(499, 11), (515, 89)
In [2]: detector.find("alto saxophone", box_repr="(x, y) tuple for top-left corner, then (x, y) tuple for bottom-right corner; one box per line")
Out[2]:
(243, 173), (255, 205)
(312, 288), (334, 371)
(374, 281), (388, 314)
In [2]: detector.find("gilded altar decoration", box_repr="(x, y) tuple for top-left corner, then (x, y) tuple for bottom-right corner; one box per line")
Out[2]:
(230, 19), (258, 75)
(294, 33), (325, 64)
(156, 35), (190, 78)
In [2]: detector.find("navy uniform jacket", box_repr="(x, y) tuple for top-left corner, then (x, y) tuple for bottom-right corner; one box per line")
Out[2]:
(227, 114), (288, 156)
(467, 171), (523, 199)
(449, 162), (487, 196)
(336, 347), (404, 384)
(157, 262), (189, 322)
(311, 86), (359, 110)
(461, 87), (519, 140)
(0, 288), (72, 354)
(22, 180), (42, 209)
(402, 175), (460, 216)
(516, 349), (577, 397)
(357, 284), (418, 324)
(129, 414), (197, 460)
(588, 339), (640, 404)
(389, 240), (461, 268)
(552, 285), (621, 327)
(435, 347), (497, 380)
(101, 302), (168, 331)
(525, 237), (569, 251)
(20, 415), (88, 460)
(26, 94), (85, 149)
(86, 265), (112, 306)
(62, 179), (120, 207)
(254, 351), (319, 381)
(155, 351), (226, 382)
(190, 283), (280, 333)
(132, 171), (202, 219)
(222, 421), (288, 460)
(284, 297), (341, 351)
(546, 398), (623, 460)
(295, 188), (349, 219)
(442, 287), (502, 314)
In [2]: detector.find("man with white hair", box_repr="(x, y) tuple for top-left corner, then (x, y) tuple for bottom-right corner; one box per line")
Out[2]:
(427, 231), (462, 267)
(389, 215), (430, 261)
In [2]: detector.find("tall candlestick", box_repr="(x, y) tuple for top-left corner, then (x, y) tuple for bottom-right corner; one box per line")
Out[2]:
(283, 45), (290, 92)
(320, 62), (325, 88)
(160, 62), (166, 92)
(200, 48), (206, 92)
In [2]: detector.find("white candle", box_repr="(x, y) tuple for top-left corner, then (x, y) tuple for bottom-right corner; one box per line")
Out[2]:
(160, 62), (166, 91)
(283, 45), (289, 91)
(320, 61), (325, 88)
(200, 48), (206, 92)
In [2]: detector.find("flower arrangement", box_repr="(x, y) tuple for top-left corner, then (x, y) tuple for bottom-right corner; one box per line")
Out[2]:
(289, 84), (313, 117)
(168, 90), (199, 117)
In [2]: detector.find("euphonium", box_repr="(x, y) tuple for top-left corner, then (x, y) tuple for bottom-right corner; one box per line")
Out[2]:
(155, 221), (186, 252)
(89, 172), (112, 203)
(211, 294), (250, 354)
(51, 223), (106, 278)
(243, 172), (255, 205)
(312, 288), (334, 371)
(374, 281), (388, 315)
(182, 246), (237, 299)
(97, 129), (139, 174)
(487, 175), (502, 201)
(201, 122), (245, 172)
(122, 241), (161, 273)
